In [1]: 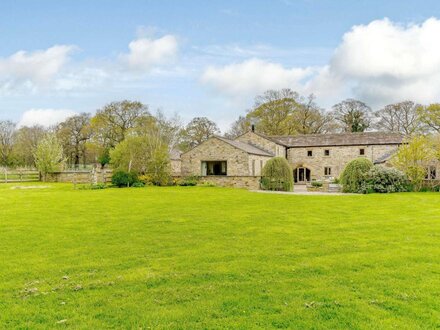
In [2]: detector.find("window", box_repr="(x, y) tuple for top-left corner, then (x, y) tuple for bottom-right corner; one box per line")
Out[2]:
(360, 148), (365, 155)
(252, 160), (256, 176)
(201, 161), (227, 176)
(324, 149), (330, 156)
(426, 166), (437, 180)
(324, 167), (332, 176)
(307, 150), (313, 157)
(260, 160), (263, 174)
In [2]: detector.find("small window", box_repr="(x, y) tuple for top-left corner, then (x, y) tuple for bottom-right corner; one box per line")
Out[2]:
(260, 160), (263, 174)
(252, 160), (256, 176)
(324, 149), (330, 156)
(426, 166), (437, 180)
(324, 167), (332, 176)
(307, 150), (313, 157)
(360, 148), (365, 155)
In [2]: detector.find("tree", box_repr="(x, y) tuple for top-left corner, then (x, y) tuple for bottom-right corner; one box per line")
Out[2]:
(261, 157), (293, 191)
(340, 158), (373, 193)
(225, 116), (250, 139)
(11, 125), (46, 167)
(375, 101), (423, 135)
(57, 113), (91, 169)
(418, 103), (440, 132)
(247, 89), (301, 135)
(34, 133), (65, 181)
(291, 94), (336, 134)
(0, 120), (16, 166)
(332, 99), (372, 132)
(91, 100), (151, 148)
(178, 117), (220, 151)
(391, 135), (436, 191)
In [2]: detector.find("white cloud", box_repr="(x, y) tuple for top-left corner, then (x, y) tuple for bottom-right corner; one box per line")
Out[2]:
(200, 17), (440, 109)
(201, 58), (315, 98)
(0, 45), (75, 92)
(18, 109), (77, 128)
(121, 35), (178, 72)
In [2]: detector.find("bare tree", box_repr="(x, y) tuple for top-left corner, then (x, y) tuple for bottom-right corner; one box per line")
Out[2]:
(418, 103), (440, 133)
(0, 120), (16, 166)
(375, 101), (423, 135)
(332, 99), (372, 132)
(225, 116), (250, 139)
(57, 113), (92, 168)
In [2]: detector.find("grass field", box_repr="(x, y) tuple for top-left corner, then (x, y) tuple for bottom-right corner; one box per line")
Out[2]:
(1, 183), (440, 329)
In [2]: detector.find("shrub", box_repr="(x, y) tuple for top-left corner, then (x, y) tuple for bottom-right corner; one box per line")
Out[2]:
(340, 158), (373, 193)
(311, 181), (323, 188)
(131, 182), (145, 188)
(261, 157), (293, 192)
(177, 175), (199, 186)
(111, 171), (139, 187)
(359, 166), (409, 194)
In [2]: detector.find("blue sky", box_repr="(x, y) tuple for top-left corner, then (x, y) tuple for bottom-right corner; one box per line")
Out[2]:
(2, 0), (440, 130)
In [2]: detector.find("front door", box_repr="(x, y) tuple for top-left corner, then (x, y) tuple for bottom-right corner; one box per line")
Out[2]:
(294, 167), (311, 183)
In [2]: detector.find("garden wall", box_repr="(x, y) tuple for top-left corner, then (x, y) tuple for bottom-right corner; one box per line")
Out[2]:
(46, 169), (112, 184)
(198, 176), (261, 190)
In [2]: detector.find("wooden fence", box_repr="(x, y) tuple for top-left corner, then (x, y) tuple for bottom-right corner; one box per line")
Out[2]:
(1, 169), (39, 183)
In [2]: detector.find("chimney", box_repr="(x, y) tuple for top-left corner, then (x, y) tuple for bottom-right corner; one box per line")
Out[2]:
(250, 118), (258, 133)
(251, 124), (255, 132)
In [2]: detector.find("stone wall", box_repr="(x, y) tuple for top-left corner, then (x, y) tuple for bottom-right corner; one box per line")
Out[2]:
(199, 176), (261, 190)
(235, 131), (285, 157)
(170, 159), (181, 176)
(248, 155), (270, 176)
(46, 169), (113, 184)
(181, 137), (250, 176)
(287, 144), (399, 181)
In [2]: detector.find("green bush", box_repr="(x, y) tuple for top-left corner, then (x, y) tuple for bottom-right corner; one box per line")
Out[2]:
(178, 175), (199, 186)
(340, 158), (373, 193)
(359, 166), (409, 194)
(111, 171), (139, 187)
(261, 157), (293, 192)
(311, 181), (323, 187)
(131, 182), (145, 188)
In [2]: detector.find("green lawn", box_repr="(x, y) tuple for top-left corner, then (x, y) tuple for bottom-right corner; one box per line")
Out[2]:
(1, 183), (440, 329)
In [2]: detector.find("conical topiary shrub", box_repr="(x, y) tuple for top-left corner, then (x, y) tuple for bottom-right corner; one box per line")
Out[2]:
(261, 157), (293, 192)
(340, 158), (373, 193)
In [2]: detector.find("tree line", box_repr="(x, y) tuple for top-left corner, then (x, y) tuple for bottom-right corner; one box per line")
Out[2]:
(1, 89), (440, 176)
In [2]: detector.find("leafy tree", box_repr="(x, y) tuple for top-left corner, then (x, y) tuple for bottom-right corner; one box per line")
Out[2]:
(178, 117), (220, 151)
(332, 99), (372, 132)
(248, 89), (301, 135)
(418, 103), (440, 132)
(91, 100), (150, 148)
(11, 125), (46, 167)
(34, 133), (65, 181)
(340, 158), (373, 193)
(375, 101), (423, 135)
(57, 113), (91, 169)
(261, 157), (293, 191)
(391, 135), (436, 191)
(0, 120), (16, 166)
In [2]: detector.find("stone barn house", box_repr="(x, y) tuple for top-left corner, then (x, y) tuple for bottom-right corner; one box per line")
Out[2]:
(177, 130), (438, 189)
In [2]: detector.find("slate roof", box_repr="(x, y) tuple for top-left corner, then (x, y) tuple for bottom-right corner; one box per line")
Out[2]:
(269, 132), (404, 148)
(374, 149), (398, 164)
(215, 136), (274, 157)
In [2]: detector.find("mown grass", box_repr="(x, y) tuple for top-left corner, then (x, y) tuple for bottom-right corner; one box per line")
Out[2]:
(0, 183), (439, 329)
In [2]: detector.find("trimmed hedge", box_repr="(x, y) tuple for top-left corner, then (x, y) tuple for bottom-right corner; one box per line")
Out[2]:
(261, 157), (293, 192)
(340, 158), (373, 193)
